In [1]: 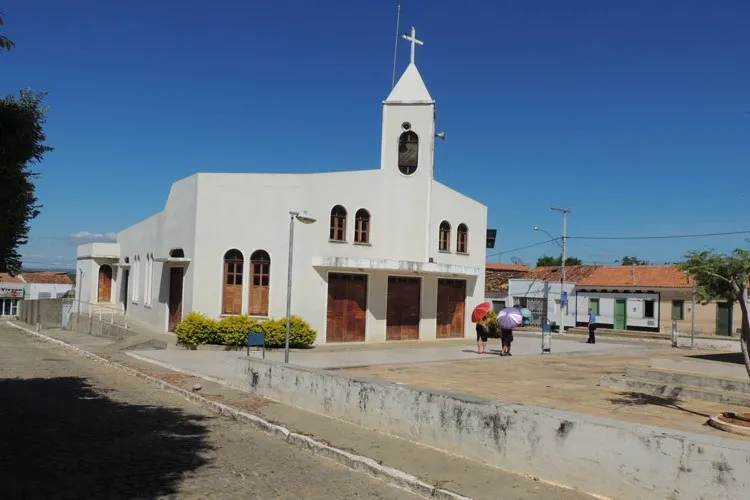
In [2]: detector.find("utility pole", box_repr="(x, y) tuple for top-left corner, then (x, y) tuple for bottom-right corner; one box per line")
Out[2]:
(552, 207), (571, 332)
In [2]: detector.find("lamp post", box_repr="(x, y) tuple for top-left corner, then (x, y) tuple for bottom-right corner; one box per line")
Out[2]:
(551, 207), (571, 333)
(285, 210), (317, 363)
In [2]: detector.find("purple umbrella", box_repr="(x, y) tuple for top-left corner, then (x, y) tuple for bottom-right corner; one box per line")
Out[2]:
(497, 307), (523, 329)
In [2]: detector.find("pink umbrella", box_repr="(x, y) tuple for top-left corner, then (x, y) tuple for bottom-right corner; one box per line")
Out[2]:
(497, 307), (523, 329)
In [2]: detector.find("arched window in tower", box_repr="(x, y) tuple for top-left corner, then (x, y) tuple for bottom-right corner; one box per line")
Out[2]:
(249, 250), (271, 316)
(398, 131), (419, 175)
(439, 221), (451, 252)
(354, 209), (371, 244)
(457, 224), (469, 254)
(330, 205), (347, 242)
(222, 249), (244, 315)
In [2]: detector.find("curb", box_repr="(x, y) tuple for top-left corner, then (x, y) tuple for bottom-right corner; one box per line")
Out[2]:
(707, 415), (750, 437)
(4, 321), (471, 500)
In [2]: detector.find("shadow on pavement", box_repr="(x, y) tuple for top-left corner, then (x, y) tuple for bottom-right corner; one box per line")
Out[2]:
(608, 391), (710, 418)
(0, 376), (211, 498)
(688, 351), (745, 365)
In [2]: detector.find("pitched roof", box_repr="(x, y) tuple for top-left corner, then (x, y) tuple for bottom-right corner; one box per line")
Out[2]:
(523, 265), (600, 283)
(19, 272), (73, 285)
(485, 263), (530, 293)
(578, 266), (693, 289)
(385, 63), (433, 103)
(486, 263), (530, 272)
(0, 273), (22, 283)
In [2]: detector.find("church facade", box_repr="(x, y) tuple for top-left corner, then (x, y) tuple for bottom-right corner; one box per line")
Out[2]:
(76, 30), (487, 343)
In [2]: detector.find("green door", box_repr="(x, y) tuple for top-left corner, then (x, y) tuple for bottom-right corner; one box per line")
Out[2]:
(614, 299), (627, 330)
(716, 302), (733, 336)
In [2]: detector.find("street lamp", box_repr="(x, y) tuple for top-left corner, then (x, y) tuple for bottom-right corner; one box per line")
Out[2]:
(285, 210), (317, 363)
(533, 226), (562, 247)
(551, 207), (572, 333)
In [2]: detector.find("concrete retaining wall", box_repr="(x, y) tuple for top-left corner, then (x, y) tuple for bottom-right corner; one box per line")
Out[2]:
(677, 335), (743, 351)
(229, 356), (749, 500)
(18, 299), (63, 328)
(66, 312), (135, 340)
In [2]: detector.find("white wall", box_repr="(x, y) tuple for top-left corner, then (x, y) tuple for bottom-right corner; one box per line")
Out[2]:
(508, 279), (577, 327)
(576, 290), (661, 329)
(28, 283), (73, 299)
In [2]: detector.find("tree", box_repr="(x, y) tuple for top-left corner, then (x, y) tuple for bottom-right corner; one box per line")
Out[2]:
(621, 256), (648, 266)
(0, 90), (53, 274)
(536, 255), (583, 267)
(678, 249), (750, 379)
(0, 12), (14, 53)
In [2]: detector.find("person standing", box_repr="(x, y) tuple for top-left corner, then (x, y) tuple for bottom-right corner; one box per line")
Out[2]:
(500, 327), (514, 356)
(587, 308), (597, 344)
(476, 315), (489, 354)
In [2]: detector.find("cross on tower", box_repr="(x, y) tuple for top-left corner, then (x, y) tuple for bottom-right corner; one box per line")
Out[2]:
(402, 26), (423, 65)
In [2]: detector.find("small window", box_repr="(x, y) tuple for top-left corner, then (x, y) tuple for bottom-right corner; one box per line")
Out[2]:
(249, 250), (271, 316)
(222, 249), (244, 315)
(589, 298), (600, 315)
(439, 221), (451, 251)
(398, 131), (419, 175)
(672, 300), (685, 320)
(644, 300), (655, 319)
(457, 223), (468, 254)
(330, 205), (347, 242)
(38, 292), (52, 299)
(354, 209), (370, 244)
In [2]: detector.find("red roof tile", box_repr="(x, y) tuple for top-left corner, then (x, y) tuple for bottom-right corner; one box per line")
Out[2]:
(0, 273), (22, 283)
(578, 266), (693, 289)
(20, 272), (73, 285)
(485, 263), (530, 272)
(523, 265), (600, 283)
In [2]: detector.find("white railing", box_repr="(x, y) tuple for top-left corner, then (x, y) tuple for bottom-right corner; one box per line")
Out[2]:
(73, 300), (128, 329)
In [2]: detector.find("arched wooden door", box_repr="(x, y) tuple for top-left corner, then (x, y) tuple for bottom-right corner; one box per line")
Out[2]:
(98, 265), (113, 302)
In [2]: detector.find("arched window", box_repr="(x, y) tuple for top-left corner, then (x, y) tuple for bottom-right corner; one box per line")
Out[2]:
(222, 249), (244, 315)
(457, 224), (469, 254)
(170, 248), (185, 258)
(330, 205), (347, 242)
(398, 131), (419, 175)
(354, 209), (371, 244)
(97, 265), (113, 303)
(249, 250), (271, 316)
(439, 221), (451, 252)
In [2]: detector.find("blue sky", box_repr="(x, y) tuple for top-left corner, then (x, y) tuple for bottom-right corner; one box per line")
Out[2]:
(2, 0), (749, 269)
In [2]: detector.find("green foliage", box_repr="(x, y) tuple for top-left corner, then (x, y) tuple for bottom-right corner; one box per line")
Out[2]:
(536, 255), (582, 267)
(175, 312), (220, 346)
(218, 315), (258, 346)
(678, 249), (750, 303)
(0, 12), (15, 53)
(175, 313), (317, 348)
(484, 308), (500, 339)
(0, 89), (53, 274)
(621, 256), (647, 266)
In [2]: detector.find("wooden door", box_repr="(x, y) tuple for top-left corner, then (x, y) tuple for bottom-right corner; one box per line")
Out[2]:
(437, 279), (466, 338)
(716, 302), (732, 336)
(326, 273), (367, 342)
(614, 299), (627, 330)
(168, 267), (184, 332)
(386, 276), (421, 340)
(97, 265), (113, 302)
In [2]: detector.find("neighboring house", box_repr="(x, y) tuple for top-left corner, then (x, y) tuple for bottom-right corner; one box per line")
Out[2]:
(508, 266), (599, 328)
(0, 273), (25, 318)
(19, 272), (74, 299)
(75, 38), (488, 343)
(485, 263), (529, 311)
(576, 266), (745, 336)
(0, 272), (74, 318)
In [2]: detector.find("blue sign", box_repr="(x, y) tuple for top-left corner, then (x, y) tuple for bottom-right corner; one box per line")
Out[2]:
(561, 291), (568, 307)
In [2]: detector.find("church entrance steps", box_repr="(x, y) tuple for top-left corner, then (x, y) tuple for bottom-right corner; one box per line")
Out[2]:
(599, 366), (750, 407)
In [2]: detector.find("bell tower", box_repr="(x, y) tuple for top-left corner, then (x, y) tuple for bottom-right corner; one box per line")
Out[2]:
(380, 27), (436, 181)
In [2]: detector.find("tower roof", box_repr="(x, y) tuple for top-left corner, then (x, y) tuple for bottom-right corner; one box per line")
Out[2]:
(384, 63), (434, 104)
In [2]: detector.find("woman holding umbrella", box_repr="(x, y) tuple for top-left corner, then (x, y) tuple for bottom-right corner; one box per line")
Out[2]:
(497, 307), (523, 356)
(472, 302), (492, 354)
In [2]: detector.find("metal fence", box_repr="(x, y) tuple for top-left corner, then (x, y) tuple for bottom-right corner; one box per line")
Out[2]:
(72, 300), (129, 328)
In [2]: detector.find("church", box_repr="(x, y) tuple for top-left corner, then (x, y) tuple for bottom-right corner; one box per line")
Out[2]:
(76, 28), (488, 343)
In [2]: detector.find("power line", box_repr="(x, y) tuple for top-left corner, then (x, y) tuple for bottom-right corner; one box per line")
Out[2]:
(569, 229), (750, 241)
(487, 238), (557, 257)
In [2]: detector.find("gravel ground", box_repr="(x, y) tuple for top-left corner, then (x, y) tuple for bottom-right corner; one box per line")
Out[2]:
(0, 326), (420, 499)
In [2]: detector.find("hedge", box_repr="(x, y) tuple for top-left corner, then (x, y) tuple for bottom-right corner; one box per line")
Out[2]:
(175, 312), (317, 348)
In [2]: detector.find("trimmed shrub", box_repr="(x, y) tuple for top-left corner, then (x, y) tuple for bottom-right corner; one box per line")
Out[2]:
(218, 315), (258, 346)
(251, 315), (317, 348)
(485, 308), (500, 338)
(175, 312), (220, 346)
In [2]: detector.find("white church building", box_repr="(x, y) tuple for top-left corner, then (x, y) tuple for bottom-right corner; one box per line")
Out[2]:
(76, 28), (488, 344)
